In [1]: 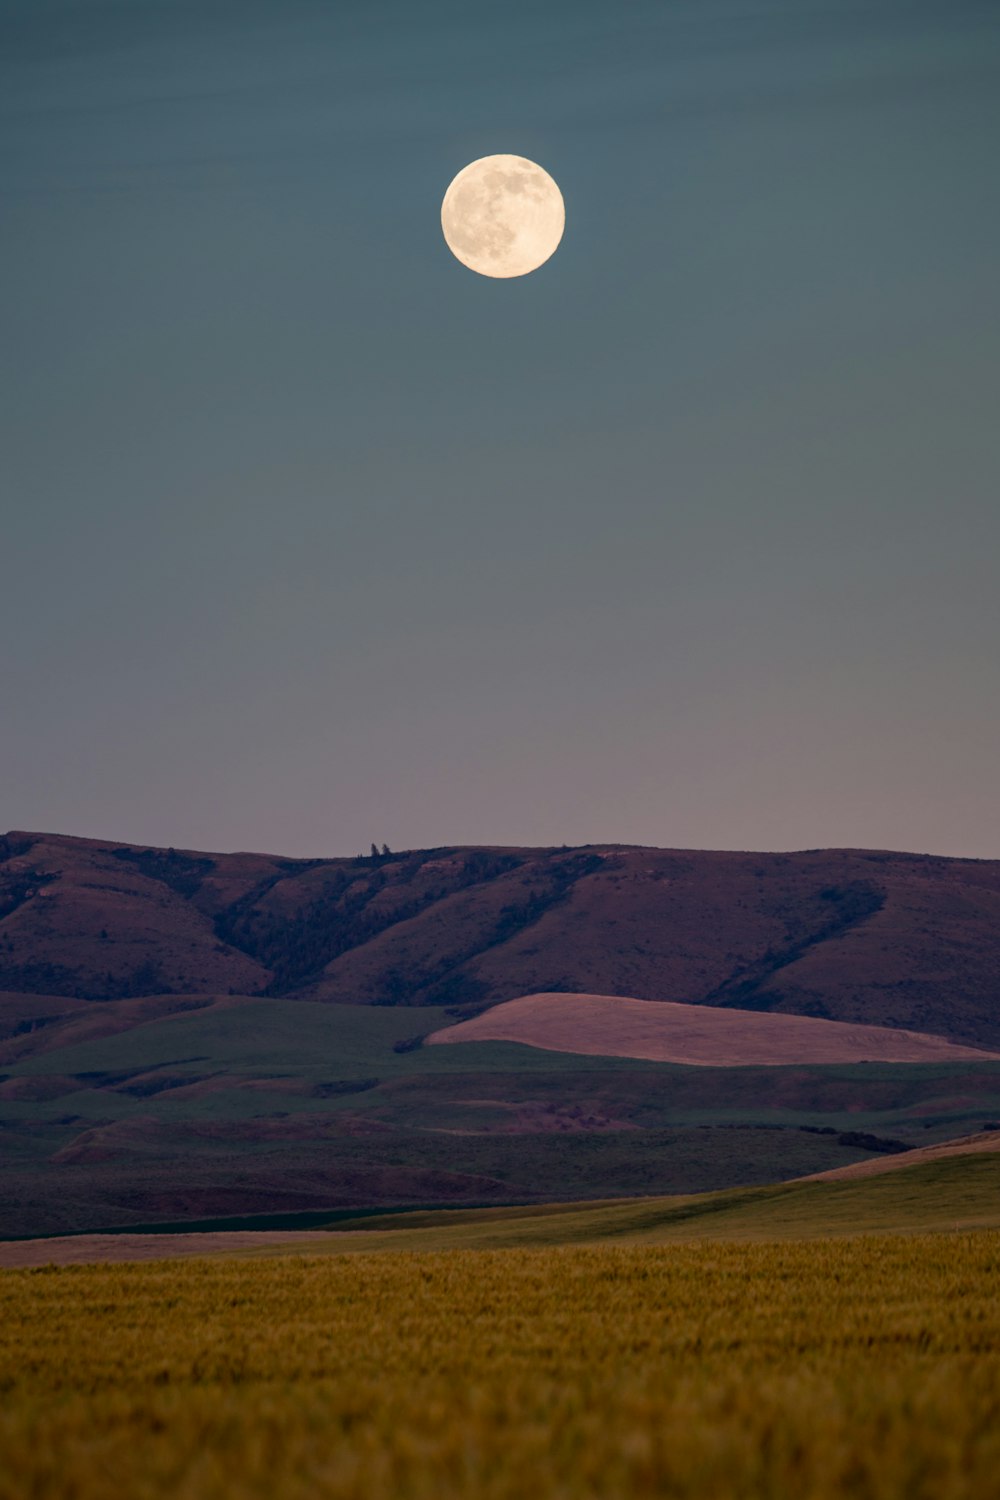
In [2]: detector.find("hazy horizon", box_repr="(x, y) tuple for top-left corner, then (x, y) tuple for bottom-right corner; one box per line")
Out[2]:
(3, 0), (999, 860)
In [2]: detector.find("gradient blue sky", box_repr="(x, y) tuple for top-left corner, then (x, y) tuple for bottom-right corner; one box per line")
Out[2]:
(3, 0), (999, 858)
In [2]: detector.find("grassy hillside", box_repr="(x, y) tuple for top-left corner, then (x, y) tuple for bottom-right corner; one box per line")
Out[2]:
(3, 993), (1000, 1238)
(2, 1231), (998, 1499)
(4, 831), (1000, 1046)
(3, 1133), (998, 1263)
(313, 1149), (1000, 1252)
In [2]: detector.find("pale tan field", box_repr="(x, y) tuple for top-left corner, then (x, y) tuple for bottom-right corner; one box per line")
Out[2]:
(428, 991), (1000, 1065)
(802, 1128), (1000, 1181)
(0, 1230), (331, 1269)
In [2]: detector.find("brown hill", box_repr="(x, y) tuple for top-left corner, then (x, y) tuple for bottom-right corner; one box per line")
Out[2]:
(3, 831), (1000, 1046)
(427, 993), (1000, 1067)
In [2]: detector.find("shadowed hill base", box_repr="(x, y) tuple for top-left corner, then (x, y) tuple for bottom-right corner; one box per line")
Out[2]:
(428, 992), (1000, 1066)
(311, 1135), (1000, 1251)
(2, 1133), (997, 1264)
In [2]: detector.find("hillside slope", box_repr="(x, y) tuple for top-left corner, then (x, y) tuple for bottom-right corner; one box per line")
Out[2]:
(428, 993), (1000, 1065)
(3, 832), (1000, 1045)
(321, 1138), (1000, 1249)
(4, 1133), (997, 1264)
(3, 987), (1000, 1238)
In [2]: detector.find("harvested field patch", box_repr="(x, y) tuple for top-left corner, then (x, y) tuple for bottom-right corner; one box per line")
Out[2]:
(0, 1230), (331, 1267)
(801, 1127), (1000, 1181)
(429, 992), (1000, 1066)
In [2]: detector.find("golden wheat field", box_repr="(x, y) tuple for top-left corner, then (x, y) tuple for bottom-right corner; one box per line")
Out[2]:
(2, 1234), (999, 1500)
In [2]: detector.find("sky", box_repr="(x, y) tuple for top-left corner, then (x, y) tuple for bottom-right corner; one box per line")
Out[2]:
(2, 0), (999, 860)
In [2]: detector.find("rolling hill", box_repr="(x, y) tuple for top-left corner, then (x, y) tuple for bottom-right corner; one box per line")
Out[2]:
(3, 1131), (997, 1264)
(4, 829), (1000, 1239)
(428, 992), (1000, 1065)
(3, 830), (1000, 1046)
(2, 988), (1000, 1239)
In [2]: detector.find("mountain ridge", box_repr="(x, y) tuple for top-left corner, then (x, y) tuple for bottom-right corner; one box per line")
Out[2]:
(2, 830), (999, 1046)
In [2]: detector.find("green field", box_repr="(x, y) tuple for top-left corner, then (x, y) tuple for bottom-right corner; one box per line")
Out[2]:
(7, 999), (1000, 1123)
(4, 997), (1000, 1237)
(2, 1227), (999, 1500)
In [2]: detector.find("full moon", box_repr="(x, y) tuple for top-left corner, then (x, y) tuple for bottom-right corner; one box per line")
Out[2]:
(441, 155), (565, 279)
